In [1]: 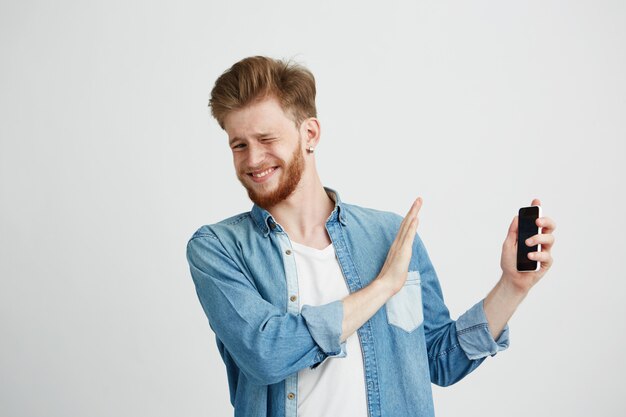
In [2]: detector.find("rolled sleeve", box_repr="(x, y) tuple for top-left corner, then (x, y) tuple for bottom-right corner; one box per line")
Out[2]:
(455, 299), (510, 360)
(187, 234), (348, 384)
(302, 300), (347, 369)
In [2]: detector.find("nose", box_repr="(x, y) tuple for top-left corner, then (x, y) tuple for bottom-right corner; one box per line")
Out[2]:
(246, 142), (266, 168)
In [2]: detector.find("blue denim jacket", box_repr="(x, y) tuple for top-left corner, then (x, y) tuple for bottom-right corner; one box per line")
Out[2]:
(186, 187), (509, 417)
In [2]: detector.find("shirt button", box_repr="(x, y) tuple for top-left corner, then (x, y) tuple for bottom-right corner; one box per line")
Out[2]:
(287, 392), (295, 400)
(269, 223), (276, 230)
(290, 295), (297, 302)
(285, 249), (292, 255)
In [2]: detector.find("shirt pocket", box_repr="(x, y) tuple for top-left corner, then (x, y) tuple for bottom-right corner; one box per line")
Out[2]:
(385, 270), (423, 333)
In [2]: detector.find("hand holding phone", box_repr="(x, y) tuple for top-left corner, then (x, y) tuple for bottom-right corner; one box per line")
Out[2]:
(516, 206), (542, 272)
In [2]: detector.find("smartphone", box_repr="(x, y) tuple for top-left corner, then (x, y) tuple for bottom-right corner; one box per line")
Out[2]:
(517, 206), (542, 272)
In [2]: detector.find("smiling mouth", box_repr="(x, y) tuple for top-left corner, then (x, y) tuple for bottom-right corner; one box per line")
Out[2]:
(248, 166), (279, 178)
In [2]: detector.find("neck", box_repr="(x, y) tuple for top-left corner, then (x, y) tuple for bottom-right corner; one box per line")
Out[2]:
(265, 173), (335, 244)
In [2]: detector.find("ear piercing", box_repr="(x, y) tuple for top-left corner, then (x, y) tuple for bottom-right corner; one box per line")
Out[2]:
(307, 145), (315, 154)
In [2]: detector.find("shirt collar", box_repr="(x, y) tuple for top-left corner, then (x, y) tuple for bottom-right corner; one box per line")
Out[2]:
(250, 186), (348, 237)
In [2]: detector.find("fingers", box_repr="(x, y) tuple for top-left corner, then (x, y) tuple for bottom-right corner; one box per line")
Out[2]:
(402, 212), (420, 246)
(406, 197), (422, 219)
(525, 233), (555, 250)
(536, 216), (556, 233)
(527, 251), (553, 268)
(400, 198), (422, 241)
(387, 198), (423, 255)
(396, 197), (422, 242)
(528, 200), (556, 233)
(397, 198), (421, 234)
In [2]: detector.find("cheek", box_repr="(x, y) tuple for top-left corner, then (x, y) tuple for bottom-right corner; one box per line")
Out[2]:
(233, 156), (245, 172)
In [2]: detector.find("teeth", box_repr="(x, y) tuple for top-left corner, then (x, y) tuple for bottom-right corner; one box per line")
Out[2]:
(253, 167), (275, 178)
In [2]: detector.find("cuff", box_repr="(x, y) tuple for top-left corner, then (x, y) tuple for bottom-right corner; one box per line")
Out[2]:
(301, 300), (346, 364)
(455, 299), (510, 360)
(310, 341), (347, 369)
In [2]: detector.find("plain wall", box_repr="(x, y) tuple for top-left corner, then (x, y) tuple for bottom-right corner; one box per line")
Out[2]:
(1, 1), (625, 416)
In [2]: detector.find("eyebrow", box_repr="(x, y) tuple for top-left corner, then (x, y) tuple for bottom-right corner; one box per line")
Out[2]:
(229, 132), (275, 145)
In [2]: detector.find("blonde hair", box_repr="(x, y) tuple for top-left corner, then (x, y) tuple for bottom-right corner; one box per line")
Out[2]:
(209, 56), (317, 129)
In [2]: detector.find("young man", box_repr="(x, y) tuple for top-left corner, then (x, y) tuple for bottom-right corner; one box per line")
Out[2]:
(186, 56), (556, 417)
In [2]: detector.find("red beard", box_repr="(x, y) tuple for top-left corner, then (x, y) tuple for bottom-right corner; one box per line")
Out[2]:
(237, 143), (304, 209)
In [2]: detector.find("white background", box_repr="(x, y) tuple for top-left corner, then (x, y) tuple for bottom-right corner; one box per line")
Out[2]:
(1, 1), (625, 416)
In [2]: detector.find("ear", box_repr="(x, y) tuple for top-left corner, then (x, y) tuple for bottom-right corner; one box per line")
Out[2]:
(300, 117), (321, 147)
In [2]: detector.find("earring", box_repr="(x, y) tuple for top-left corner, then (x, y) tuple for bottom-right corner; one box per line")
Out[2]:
(307, 145), (315, 154)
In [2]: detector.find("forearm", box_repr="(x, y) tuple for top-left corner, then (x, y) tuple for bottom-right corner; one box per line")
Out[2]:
(483, 274), (529, 339)
(341, 278), (396, 342)
(339, 198), (421, 342)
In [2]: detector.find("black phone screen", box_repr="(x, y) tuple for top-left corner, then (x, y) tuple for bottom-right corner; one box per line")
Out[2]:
(517, 206), (540, 271)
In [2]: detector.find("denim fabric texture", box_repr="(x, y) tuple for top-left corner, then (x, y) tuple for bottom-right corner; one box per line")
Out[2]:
(186, 187), (509, 417)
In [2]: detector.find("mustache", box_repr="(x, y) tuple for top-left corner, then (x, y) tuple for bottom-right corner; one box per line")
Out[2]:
(242, 163), (281, 174)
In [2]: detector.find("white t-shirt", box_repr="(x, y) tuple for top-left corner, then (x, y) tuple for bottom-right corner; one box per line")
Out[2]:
(292, 240), (368, 417)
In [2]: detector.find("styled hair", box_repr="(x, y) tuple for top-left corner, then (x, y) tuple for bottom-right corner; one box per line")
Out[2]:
(209, 56), (317, 129)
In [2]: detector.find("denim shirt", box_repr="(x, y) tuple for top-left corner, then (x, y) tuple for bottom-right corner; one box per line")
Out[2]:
(186, 187), (509, 417)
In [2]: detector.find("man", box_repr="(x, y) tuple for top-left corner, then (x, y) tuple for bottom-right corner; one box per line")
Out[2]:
(186, 56), (556, 417)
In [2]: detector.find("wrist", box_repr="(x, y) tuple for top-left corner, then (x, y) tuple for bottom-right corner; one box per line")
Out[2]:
(498, 274), (530, 303)
(373, 275), (400, 298)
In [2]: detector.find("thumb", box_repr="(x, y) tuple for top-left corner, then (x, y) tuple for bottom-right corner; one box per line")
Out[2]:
(505, 215), (518, 247)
